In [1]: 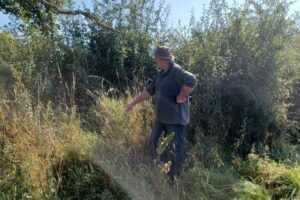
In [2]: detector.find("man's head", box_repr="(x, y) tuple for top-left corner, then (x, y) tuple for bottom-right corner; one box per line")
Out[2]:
(154, 46), (175, 70)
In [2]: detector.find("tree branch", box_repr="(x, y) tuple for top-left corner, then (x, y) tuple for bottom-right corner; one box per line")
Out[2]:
(37, 0), (121, 33)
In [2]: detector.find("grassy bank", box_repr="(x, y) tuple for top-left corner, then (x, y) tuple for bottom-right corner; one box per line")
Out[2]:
(0, 88), (299, 199)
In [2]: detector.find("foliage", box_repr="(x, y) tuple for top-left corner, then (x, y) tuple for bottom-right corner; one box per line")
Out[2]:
(0, 0), (65, 32)
(0, 86), (105, 199)
(0, 0), (299, 199)
(239, 153), (300, 199)
(170, 0), (299, 156)
(233, 180), (271, 200)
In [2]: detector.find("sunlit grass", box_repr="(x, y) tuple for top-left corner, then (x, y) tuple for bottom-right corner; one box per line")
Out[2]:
(0, 88), (106, 199)
(240, 153), (300, 199)
(0, 87), (299, 199)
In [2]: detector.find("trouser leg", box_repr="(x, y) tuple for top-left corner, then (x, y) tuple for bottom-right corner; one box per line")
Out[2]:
(149, 122), (165, 158)
(162, 124), (184, 180)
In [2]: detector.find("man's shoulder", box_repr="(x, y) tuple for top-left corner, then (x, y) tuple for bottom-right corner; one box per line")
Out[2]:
(173, 62), (183, 70)
(172, 62), (184, 74)
(172, 62), (190, 75)
(169, 63), (186, 82)
(173, 62), (195, 75)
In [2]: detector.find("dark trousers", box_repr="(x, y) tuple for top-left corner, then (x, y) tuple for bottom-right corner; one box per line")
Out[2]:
(150, 122), (184, 181)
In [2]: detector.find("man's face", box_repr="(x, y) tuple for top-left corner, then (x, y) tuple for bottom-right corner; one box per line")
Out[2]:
(155, 57), (164, 69)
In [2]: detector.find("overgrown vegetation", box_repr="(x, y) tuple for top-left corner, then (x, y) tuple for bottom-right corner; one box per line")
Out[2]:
(0, 0), (299, 199)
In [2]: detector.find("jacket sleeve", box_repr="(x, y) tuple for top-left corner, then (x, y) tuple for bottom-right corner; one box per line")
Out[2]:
(181, 68), (197, 87)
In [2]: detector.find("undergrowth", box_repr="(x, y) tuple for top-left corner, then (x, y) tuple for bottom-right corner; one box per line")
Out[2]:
(0, 88), (299, 199)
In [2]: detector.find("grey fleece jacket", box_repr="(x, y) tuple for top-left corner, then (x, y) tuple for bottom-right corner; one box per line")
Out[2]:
(146, 61), (197, 125)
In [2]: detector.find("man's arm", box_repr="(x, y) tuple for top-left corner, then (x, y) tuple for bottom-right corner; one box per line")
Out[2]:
(176, 85), (195, 103)
(177, 68), (197, 103)
(124, 89), (151, 114)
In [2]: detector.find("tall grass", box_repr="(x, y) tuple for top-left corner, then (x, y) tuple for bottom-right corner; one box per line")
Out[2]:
(239, 153), (300, 199)
(88, 92), (178, 199)
(0, 86), (299, 199)
(86, 91), (239, 200)
(88, 91), (300, 200)
(0, 87), (126, 199)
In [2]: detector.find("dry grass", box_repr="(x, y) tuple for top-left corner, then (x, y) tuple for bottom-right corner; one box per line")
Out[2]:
(0, 87), (299, 200)
(88, 92), (179, 199)
(0, 87), (97, 199)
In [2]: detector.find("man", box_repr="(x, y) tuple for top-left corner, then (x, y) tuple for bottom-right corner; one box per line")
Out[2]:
(124, 46), (197, 182)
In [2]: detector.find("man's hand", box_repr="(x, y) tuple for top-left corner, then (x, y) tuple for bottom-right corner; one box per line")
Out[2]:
(124, 103), (134, 114)
(176, 85), (195, 104)
(123, 90), (151, 114)
(176, 95), (187, 103)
